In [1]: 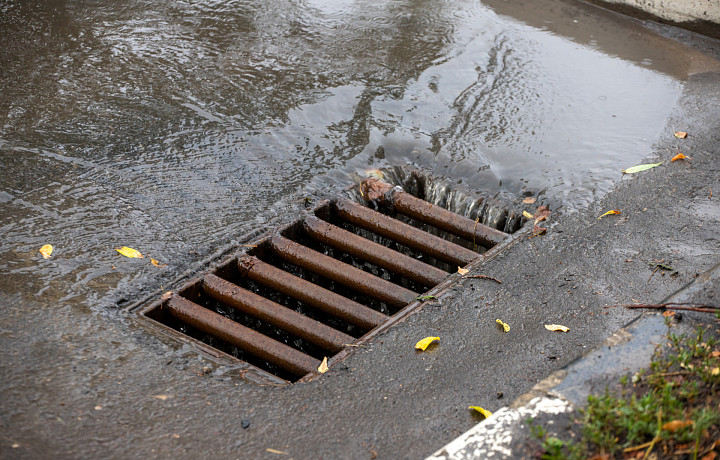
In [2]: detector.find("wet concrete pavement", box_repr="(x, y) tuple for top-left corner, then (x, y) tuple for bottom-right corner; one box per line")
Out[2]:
(2, 1), (720, 459)
(2, 69), (718, 458)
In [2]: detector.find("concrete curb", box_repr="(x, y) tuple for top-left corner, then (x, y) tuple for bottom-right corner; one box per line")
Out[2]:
(585, 0), (720, 40)
(427, 263), (720, 460)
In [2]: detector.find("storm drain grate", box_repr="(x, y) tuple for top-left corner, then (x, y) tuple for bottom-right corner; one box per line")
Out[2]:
(137, 177), (523, 384)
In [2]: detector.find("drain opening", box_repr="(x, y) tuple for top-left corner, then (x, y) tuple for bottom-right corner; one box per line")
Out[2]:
(137, 175), (525, 384)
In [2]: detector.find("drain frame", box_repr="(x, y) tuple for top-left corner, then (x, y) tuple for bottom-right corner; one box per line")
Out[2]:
(131, 182), (534, 386)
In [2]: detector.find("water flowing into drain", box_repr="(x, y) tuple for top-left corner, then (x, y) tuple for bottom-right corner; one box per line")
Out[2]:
(135, 171), (527, 384)
(349, 167), (524, 234)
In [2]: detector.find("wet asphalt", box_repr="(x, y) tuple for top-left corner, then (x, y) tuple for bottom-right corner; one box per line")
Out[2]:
(2, 9), (720, 460)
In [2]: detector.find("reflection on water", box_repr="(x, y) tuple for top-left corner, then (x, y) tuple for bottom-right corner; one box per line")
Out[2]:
(0, 0), (717, 305)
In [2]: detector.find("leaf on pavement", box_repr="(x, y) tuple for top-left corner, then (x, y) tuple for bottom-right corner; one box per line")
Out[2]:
(318, 357), (329, 373)
(523, 211), (534, 219)
(533, 206), (551, 223)
(151, 258), (167, 267)
(39, 244), (53, 259)
(522, 197), (536, 204)
(457, 267), (469, 275)
(496, 319), (510, 333)
(622, 162), (663, 174)
(116, 246), (143, 258)
(529, 226), (547, 238)
(468, 406), (493, 419)
(671, 153), (691, 162)
(415, 336), (440, 351)
(415, 295), (437, 301)
(545, 324), (569, 332)
(674, 131), (688, 139)
(598, 210), (621, 219)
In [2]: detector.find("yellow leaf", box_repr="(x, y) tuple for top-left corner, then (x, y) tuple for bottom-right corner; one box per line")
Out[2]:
(415, 336), (440, 351)
(468, 406), (493, 419)
(496, 319), (510, 333)
(522, 197), (537, 204)
(545, 324), (570, 332)
(458, 267), (469, 275)
(318, 357), (329, 373)
(622, 162), (663, 174)
(39, 244), (53, 259)
(522, 211), (534, 219)
(671, 152), (691, 162)
(151, 258), (167, 267)
(662, 420), (693, 432)
(674, 131), (688, 139)
(116, 246), (143, 258)
(597, 210), (621, 219)
(711, 367), (719, 376)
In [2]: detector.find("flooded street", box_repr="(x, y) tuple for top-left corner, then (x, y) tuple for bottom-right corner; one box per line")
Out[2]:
(1, 0), (720, 457)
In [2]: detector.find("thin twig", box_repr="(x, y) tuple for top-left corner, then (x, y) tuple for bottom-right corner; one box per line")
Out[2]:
(657, 371), (692, 377)
(603, 302), (718, 314)
(462, 274), (502, 284)
(643, 410), (662, 459)
(624, 440), (655, 452)
(648, 265), (659, 282)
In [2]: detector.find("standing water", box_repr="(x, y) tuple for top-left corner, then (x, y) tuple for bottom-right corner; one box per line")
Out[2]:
(1, 0), (718, 307)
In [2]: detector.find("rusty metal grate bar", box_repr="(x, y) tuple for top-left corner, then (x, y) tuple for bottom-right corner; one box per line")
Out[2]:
(136, 177), (518, 384)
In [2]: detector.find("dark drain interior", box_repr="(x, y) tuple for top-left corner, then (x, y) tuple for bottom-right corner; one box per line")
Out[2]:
(137, 175), (525, 384)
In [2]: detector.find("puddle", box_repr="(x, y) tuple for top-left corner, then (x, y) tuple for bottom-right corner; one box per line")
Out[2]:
(0, 0), (717, 309)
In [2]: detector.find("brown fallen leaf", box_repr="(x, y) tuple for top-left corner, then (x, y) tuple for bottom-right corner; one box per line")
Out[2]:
(674, 131), (688, 139)
(151, 258), (167, 267)
(662, 420), (693, 432)
(522, 197), (536, 204)
(534, 206), (551, 224)
(701, 451), (717, 460)
(529, 225), (547, 238)
(671, 152), (691, 162)
(318, 357), (329, 373)
(587, 454), (611, 460)
(360, 177), (392, 201)
(710, 350), (720, 358)
(457, 267), (469, 275)
(662, 311), (675, 317)
(39, 244), (53, 259)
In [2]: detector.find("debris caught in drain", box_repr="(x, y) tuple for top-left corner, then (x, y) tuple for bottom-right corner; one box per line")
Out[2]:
(135, 172), (528, 384)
